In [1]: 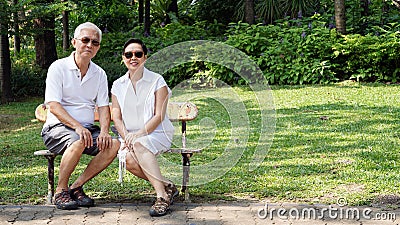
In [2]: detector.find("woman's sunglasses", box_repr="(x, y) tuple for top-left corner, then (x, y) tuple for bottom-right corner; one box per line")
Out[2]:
(123, 51), (144, 59)
(75, 37), (100, 46)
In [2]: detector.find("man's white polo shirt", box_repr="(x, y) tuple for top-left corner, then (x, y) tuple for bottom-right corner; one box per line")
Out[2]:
(44, 52), (109, 128)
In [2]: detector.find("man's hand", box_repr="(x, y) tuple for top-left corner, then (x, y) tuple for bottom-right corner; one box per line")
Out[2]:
(96, 131), (112, 151)
(75, 126), (93, 148)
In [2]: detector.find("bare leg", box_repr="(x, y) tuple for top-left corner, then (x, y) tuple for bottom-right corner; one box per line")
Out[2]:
(70, 139), (120, 189)
(126, 152), (173, 186)
(126, 152), (147, 179)
(55, 140), (85, 193)
(130, 143), (168, 200)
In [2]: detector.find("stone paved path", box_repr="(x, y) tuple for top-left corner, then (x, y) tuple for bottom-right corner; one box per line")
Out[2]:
(1, 201), (399, 224)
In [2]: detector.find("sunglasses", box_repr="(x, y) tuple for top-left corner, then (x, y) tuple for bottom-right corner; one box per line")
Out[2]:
(76, 37), (100, 46)
(123, 51), (144, 59)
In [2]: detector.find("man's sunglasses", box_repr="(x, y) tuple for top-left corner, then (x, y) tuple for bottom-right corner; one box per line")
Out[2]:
(123, 51), (144, 59)
(76, 37), (100, 46)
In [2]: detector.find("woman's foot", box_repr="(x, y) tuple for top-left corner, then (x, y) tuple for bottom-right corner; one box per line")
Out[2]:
(149, 197), (170, 217)
(165, 182), (179, 204)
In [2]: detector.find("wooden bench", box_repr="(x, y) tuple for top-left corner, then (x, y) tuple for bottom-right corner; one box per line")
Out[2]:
(34, 102), (200, 204)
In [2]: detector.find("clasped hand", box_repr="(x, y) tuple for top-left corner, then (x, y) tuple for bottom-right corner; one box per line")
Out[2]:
(124, 132), (138, 149)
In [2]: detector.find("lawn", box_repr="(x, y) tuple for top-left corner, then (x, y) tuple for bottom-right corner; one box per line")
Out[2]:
(1, 82), (400, 206)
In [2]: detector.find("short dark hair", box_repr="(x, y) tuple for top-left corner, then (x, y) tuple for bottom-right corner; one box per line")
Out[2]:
(122, 38), (148, 55)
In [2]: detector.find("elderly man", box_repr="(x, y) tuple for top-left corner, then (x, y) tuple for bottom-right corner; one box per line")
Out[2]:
(41, 22), (119, 210)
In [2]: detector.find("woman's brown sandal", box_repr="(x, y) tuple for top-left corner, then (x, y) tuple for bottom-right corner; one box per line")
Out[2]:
(165, 183), (179, 205)
(149, 197), (170, 217)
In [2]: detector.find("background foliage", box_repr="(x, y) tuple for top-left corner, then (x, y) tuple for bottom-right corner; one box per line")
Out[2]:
(5, 0), (400, 99)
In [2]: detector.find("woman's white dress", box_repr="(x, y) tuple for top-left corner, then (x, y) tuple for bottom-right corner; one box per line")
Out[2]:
(111, 67), (174, 156)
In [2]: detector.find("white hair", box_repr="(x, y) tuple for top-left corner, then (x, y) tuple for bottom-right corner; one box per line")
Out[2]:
(73, 22), (102, 42)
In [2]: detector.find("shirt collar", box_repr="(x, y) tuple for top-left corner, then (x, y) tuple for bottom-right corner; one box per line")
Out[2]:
(121, 67), (152, 83)
(66, 52), (95, 72)
(66, 52), (79, 70)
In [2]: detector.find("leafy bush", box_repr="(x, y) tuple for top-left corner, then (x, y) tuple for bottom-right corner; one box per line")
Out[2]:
(332, 30), (400, 83)
(11, 65), (46, 99)
(224, 17), (341, 85)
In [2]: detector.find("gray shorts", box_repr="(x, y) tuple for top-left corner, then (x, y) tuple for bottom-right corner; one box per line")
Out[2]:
(41, 123), (100, 156)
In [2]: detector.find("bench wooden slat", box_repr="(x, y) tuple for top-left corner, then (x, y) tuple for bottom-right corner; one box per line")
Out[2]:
(34, 150), (56, 156)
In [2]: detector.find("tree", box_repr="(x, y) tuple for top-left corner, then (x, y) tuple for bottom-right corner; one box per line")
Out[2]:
(13, 0), (21, 55)
(144, 0), (150, 36)
(0, 22), (12, 103)
(62, 0), (69, 51)
(244, 0), (255, 24)
(0, 1), (12, 103)
(33, 0), (58, 69)
(139, 0), (144, 24)
(334, 0), (346, 34)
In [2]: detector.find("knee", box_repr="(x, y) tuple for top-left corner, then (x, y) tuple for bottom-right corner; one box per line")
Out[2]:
(132, 142), (148, 156)
(67, 140), (85, 154)
(112, 139), (120, 153)
(126, 155), (141, 173)
(107, 139), (120, 156)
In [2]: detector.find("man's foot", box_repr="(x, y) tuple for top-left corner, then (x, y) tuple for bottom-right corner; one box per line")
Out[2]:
(149, 197), (170, 217)
(165, 182), (179, 204)
(69, 186), (94, 207)
(54, 189), (78, 210)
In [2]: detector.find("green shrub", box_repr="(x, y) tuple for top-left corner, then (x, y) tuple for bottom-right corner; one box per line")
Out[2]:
(11, 65), (46, 99)
(332, 31), (400, 83)
(224, 17), (341, 85)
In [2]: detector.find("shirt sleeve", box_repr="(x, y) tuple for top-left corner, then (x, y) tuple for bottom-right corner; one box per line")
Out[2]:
(96, 71), (110, 107)
(155, 76), (171, 97)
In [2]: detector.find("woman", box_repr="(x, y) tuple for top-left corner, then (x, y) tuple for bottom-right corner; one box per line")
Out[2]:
(111, 38), (177, 217)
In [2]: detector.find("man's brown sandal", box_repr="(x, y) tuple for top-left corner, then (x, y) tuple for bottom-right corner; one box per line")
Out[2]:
(54, 189), (78, 210)
(149, 197), (170, 217)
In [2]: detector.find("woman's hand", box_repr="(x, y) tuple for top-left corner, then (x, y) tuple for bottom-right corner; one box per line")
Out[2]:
(124, 132), (138, 148)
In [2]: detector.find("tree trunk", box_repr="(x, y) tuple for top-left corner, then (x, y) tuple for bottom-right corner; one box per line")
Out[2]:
(62, 0), (69, 51)
(13, 0), (21, 56)
(0, 22), (13, 103)
(244, 0), (255, 24)
(34, 9), (58, 69)
(165, 0), (178, 24)
(138, 0), (144, 24)
(334, 0), (346, 34)
(144, 0), (150, 36)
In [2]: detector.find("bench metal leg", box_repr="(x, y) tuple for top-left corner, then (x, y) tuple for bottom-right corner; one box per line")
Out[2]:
(45, 155), (56, 205)
(182, 153), (192, 202)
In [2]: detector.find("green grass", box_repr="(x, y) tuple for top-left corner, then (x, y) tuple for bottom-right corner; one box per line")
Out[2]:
(1, 83), (400, 206)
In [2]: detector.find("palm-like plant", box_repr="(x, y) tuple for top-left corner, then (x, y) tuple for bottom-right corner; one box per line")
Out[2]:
(237, 0), (320, 24)
(256, 0), (284, 24)
(281, 0), (319, 18)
